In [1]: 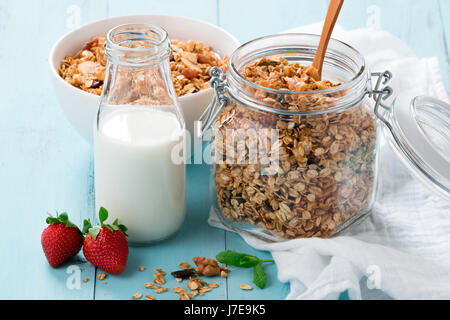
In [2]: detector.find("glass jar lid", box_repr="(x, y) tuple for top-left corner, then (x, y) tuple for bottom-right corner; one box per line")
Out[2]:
(383, 91), (450, 201)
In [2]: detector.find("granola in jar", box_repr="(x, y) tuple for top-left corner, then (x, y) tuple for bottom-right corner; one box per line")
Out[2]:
(213, 55), (378, 239)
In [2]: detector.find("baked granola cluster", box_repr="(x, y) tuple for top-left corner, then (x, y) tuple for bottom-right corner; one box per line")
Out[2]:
(58, 37), (228, 98)
(170, 39), (229, 96)
(214, 57), (377, 239)
(58, 37), (107, 95)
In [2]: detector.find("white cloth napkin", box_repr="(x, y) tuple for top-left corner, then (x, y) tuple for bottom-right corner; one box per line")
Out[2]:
(208, 24), (450, 300)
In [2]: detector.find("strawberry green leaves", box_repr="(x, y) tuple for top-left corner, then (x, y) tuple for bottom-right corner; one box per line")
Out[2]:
(216, 250), (275, 289)
(98, 207), (108, 225)
(82, 218), (100, 239)
(46, 212), (78, 229)
(110, 218), (128, 236)
(82, 207), (128, 240)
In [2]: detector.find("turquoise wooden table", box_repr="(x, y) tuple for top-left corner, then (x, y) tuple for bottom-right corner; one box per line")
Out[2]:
(0, 0), (448, 300)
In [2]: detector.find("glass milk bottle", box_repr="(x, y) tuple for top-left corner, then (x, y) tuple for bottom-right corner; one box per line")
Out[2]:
(95, 24), (186, 245)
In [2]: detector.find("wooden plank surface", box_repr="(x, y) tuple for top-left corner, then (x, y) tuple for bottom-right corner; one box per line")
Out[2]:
(0, 0), (448, 300)
(0, 0), (106, 299)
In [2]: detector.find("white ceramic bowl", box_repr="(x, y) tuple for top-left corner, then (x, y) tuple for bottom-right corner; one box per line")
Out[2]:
(49, 15), (240, 144)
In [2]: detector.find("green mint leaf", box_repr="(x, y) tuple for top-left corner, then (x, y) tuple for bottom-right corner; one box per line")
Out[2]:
(216, 250), (261, 268)
(98, 207), (108, 225)
(253, 262), (267, 289)
(216, 250), (247, 266)
(239, 255), (261, 268)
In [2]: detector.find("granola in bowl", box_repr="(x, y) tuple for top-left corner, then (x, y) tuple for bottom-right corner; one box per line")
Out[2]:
(213, 56), (377, 239)
(58, 36), (228, 98)
(58, 37), (107, 96)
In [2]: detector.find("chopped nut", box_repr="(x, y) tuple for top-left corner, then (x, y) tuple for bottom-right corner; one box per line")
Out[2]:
(176, 277), (182, 282)
(97, 273), (107, 281)
(193, 257), (221, 276)
(208, 283), (219, 288)
(83, 278), (89, 283)
(179, 262), (191, 270)
(240, 284), (253, 290)
(221, 270), (228, 278)
(144, 295), (155, 300)
(131, 292), (143, 299)
(138, 266), (146, 272)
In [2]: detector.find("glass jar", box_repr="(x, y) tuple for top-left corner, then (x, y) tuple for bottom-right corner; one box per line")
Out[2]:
(95, 24), (186, 245)
(199, 34), (450, 241)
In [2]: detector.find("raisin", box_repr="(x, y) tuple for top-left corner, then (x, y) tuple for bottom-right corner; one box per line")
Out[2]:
(170, 269), (195, 279)
(90, 80), (103, 89)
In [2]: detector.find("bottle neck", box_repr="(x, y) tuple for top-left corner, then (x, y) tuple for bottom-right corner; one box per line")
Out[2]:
(100, 24), (177, 107)
(105, 23), (171, 66)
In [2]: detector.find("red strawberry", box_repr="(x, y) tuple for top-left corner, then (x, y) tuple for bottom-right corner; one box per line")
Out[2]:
(82, 207), (128, 274)
(41, 212), (83, 268)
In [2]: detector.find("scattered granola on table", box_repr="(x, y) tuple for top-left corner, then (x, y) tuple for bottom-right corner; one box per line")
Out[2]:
(97, 272), (107, 280)
(154, 286), (169, 294)
(214, 56), (377, 239)
(193, 256), (221, 276)
(172, 276), (217, 300)
(131, 292), (142, 299)
(240, 284), (253, 290)
(179, 262), (191, 270)
(144, 282), (156, 289)
(153, 271), (165, 285)
(59, 37), (228, 98)
(171, 268), (195, 280)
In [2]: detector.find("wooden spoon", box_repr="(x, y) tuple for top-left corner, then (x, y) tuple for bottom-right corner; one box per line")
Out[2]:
(312, 0), (345, 80)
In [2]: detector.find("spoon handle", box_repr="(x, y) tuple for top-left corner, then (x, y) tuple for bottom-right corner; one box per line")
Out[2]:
(312, 0), (345, 80)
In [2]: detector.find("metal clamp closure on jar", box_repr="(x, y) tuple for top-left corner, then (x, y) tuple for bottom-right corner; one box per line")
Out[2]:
(198, 67), (394, 137)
